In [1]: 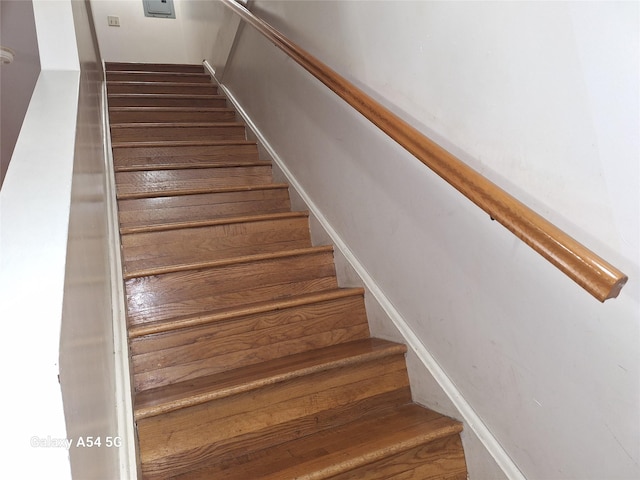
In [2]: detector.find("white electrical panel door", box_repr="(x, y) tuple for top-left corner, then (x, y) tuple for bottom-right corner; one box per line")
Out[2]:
(143, 0), (175, 19)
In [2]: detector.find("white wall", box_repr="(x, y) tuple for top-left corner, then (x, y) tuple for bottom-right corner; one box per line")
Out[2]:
(0, 0), (133, 478)
(214, 1), (639, 479)
(59, 0), (136, 478)
(90, 0), (220, 64)
(33, 0), (79, 70)
(0, 0), (80, 469)
(0, 69), (79, 480)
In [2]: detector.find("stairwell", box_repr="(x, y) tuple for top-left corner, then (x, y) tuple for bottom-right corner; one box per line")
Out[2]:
(107, 62), (468, 479)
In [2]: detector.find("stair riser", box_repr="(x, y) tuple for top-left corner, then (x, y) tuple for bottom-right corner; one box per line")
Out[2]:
(107, 83), (218, 95)
(117, 188), (291, 230)
(109, 110), (237, 123)
(113, 143), (259, 167)
(125, 250), (338, 326)
(106, 62), (204, 73)
(131, 295), (370, 391)
(110, 126), (245, 143)
(110, 125), (246, 142)
(121, 216), (312, 276)
(106, 72), (212, 83)
(115, 166), (273, 197)
(108, 96), (226, 108)
(138, 355), (412, 474)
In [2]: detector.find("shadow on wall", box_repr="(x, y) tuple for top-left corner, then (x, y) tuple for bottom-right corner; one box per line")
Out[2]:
(0, 0), (41, 189)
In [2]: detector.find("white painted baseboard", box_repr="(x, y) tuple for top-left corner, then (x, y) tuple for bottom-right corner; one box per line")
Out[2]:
(101, 79), (139, 480)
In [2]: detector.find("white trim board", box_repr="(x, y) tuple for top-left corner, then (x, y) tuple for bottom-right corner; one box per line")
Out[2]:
(101, 79), (139, 480)
(204, 59), (526, 480)
(0, 70), (80, 480)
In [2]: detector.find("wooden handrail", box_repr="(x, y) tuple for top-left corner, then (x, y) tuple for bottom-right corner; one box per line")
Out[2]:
(220, 0), (628, 302)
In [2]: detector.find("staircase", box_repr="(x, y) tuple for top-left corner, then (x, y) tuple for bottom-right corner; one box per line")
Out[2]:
(106, 62), (468, 479)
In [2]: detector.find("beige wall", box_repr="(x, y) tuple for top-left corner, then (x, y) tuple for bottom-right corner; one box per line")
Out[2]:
(90, 0), (220, 64)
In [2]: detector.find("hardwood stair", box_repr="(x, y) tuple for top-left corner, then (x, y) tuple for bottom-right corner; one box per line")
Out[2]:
(106, 62), (468, 479)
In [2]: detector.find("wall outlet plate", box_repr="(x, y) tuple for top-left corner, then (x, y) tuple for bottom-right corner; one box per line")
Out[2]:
(107, 16), (120, 27)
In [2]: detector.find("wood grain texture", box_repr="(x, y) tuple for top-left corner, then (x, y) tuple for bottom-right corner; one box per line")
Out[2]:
(115, 165), (272, 197)
(121, 212), (312, 276)
(127, 288), (366, 338)
(107, 62), (467, 479)
(117, 186), (291, 230)
(220, 0), (628, 301)
(106, 71), (212, 83)
(134, 338), (397, 416)
(125, 246), (338, 326)
(131, 294), (370, 393)
(107, 81), (218, 95)
(110, 123), (246, 142)
(108, 94), (227, 108)
(162, 404), (461, 480)
(105, 62), (204, 73)
(112, 141), (259, 168)
(323, 434), (467, 480)
(116, 161), (272, 173)
(137, 354), (412, 475)
(108, 107), (237, 124)
(116, 184), (291, 202)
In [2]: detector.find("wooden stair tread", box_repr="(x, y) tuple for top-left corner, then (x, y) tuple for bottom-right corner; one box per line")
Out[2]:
(111, 138), (254, 148)
(112, 138), (254, 145)
(121, 210), (307, 234)
(105, 62), (204, 72)
(109, 106), (233, 112)
(117, 186), (291, 230)
(130, 291), (370, 393)
(120, 212), (302, 235)
(124, 246), (338, 326)
(107, 93), (223, 99)
(128, 287), (365, 338)
(106, 70), (207, 76)
(115, 160), (271, 173)
(125, 243), (332, 271)
(135, 338), (406, 419)
(106, 82), (217, 94)
(115, 165), (272, 197)
(167, 404), (463, 480)
(120, 209), (309, 233)
(116, 182), (289, 200)
(106, 62), (466, 479)
(120, 211), (311, 270)
(124, 245), (334, 280)
(138, 355), (414, 478)
(107, 80), (215, 87)
(112, 142), (260, 169)
(110, 124), (246, 142)
(106, 72), (212, 82)
(108, 108), (238, 124)
(107, 93), (227, 108)
(110, 121), (245, 128)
